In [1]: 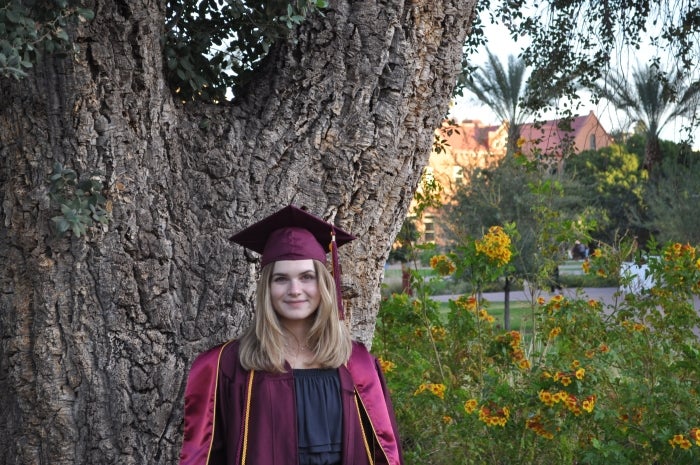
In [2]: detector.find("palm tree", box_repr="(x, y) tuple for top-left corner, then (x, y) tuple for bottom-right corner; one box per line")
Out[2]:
(594, 65), (700, 173)
(457, 50), (536, 156)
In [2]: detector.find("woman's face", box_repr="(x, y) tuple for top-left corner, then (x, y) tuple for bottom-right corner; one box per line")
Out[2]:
(270, 259), (321, 324)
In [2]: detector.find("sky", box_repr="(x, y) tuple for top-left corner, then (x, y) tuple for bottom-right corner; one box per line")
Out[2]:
(449, 14), (700, 150)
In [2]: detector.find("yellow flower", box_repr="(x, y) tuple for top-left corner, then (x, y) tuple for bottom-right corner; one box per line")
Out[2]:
(560, 376), (572, 387)
(415, 383), (446, 399)
(456, 295), (478, 312)
(430, 254), (456, 276)
(575, 368), (586, 380)
(430, 326), (447, 341)
(669, 434), (693, 450)
(518, 359), (531, 370)
(582, 260), (591, 274)
(475, 226), (512, 266)
(539, 390), (555, 407)
(537, 296), (546, 306)
(442, 415), (453, 424)
(690, 428), (700, 446)
(464, 399), (478, 414)
(583, 395), (596, 412)
(478, 404), (509, 428)
(378, 357), (396, 373)
(526, 416), (554, 440)
(548, 327), (561, 339)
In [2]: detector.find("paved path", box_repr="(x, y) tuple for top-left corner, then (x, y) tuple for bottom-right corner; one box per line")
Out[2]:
(431, 287), (621, 305)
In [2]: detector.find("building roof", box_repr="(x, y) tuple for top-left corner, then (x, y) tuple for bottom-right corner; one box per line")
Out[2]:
(436, 120), (507, 154)
(517, 111), (614, 157)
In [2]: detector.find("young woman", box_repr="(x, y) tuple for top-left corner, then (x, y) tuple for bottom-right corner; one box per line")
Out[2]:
(179, 205), (403, 465)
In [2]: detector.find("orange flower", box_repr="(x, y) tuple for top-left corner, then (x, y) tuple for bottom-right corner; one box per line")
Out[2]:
(539, 390), (555, 407)
(582, 260), (591, 273)
(430, 254), (456, 276)
(548, 327), (561, 339)
(378, 357), (396, 373)
(464, 399), (478, 414)
(414, 383), (446, 399)
(582, 395), (596, 413)
(690, 428), (700, 446)
(669, 434), (693, 450)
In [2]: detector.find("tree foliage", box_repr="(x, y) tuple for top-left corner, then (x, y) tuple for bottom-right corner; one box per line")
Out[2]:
(440, 156), (593, 289)
(643, 146), (700, 244)
(456, 51), (538, 156)
(0, 0), (93, 79)
(593, 64), (700, 171)
(466, 0), (700, 114)
(0, 0), (327, 101)
(565, 144), (647, 244)
(164, 0), (328, 102)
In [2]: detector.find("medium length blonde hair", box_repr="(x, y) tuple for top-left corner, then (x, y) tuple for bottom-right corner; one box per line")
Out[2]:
(239, 259), (352, 372)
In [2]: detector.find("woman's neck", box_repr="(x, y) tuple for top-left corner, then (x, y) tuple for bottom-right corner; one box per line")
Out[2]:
(281, 321), (319, 369)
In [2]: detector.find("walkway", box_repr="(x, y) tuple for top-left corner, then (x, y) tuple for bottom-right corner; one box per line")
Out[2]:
(431, 287), (621, 305)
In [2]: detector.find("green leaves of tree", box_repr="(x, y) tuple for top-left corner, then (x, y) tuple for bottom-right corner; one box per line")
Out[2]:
(468, 0), (699, 117)
(163, 0), (328, 103)
(0, 1), (93, 80)
(48, 162), (110, 238)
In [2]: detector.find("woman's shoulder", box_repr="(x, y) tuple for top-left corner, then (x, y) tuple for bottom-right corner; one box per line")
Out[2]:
(189, 339), (241, 372)
(349, 340), (377, 364)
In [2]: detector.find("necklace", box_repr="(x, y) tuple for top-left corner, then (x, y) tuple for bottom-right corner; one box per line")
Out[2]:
(283, 336), (313, 367)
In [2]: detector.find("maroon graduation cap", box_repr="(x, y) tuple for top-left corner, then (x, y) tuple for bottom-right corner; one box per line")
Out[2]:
(230, 205), (356, 318)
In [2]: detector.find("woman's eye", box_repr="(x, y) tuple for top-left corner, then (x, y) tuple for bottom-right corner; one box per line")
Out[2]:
(273, 276), (288, 283)
(300, 274), (316, 281)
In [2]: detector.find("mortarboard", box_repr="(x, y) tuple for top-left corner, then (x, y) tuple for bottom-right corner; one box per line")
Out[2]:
(230, 205), (356, 318)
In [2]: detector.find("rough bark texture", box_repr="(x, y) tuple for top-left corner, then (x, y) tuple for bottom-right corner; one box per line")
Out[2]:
(0, 0), (475, 463)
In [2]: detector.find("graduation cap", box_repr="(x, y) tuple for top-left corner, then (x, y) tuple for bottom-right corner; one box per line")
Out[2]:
(230, 205), (356, 318)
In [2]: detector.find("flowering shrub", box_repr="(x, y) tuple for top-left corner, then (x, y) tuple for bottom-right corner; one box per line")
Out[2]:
(374, 233), (700, 464)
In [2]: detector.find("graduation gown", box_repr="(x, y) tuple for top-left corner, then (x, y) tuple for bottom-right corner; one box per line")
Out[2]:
(179, 340), (403, 465)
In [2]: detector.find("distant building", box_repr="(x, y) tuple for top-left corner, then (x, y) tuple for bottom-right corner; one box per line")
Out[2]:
(517, 111), (614, 172)
(412, 112), (614, 245)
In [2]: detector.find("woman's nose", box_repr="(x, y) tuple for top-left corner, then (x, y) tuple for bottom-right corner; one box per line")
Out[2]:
(288, 280), (301, 295)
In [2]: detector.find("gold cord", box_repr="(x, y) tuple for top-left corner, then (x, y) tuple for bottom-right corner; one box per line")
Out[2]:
(241, 370), (255, 465)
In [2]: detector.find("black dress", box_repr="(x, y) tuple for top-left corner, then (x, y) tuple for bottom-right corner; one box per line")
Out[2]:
(293, 368), (343, 465)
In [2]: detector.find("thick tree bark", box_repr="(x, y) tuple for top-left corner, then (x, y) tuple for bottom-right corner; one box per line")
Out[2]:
(0, 0), (474, 463)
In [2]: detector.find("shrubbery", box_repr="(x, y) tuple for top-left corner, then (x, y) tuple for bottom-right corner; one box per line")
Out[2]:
(374, 231), (700, 464)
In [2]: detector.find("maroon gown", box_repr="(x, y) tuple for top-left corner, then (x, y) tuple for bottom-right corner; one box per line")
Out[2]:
(179, 340), (403, 465)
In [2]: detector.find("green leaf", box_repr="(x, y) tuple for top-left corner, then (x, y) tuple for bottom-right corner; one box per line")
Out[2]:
(76, 8), (95, 21)
(54, 28), (69, 42)
(5, 9), (21, 24)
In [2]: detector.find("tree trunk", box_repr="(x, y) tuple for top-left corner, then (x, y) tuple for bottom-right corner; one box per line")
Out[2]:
(643, 133), (662, 173)
(0, 0), (475, 463)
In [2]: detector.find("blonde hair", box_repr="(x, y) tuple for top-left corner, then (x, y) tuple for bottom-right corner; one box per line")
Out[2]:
(239, 260), (352, 372)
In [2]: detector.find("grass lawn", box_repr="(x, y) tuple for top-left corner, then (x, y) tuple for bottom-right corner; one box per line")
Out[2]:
(438, 299), (536, 333)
